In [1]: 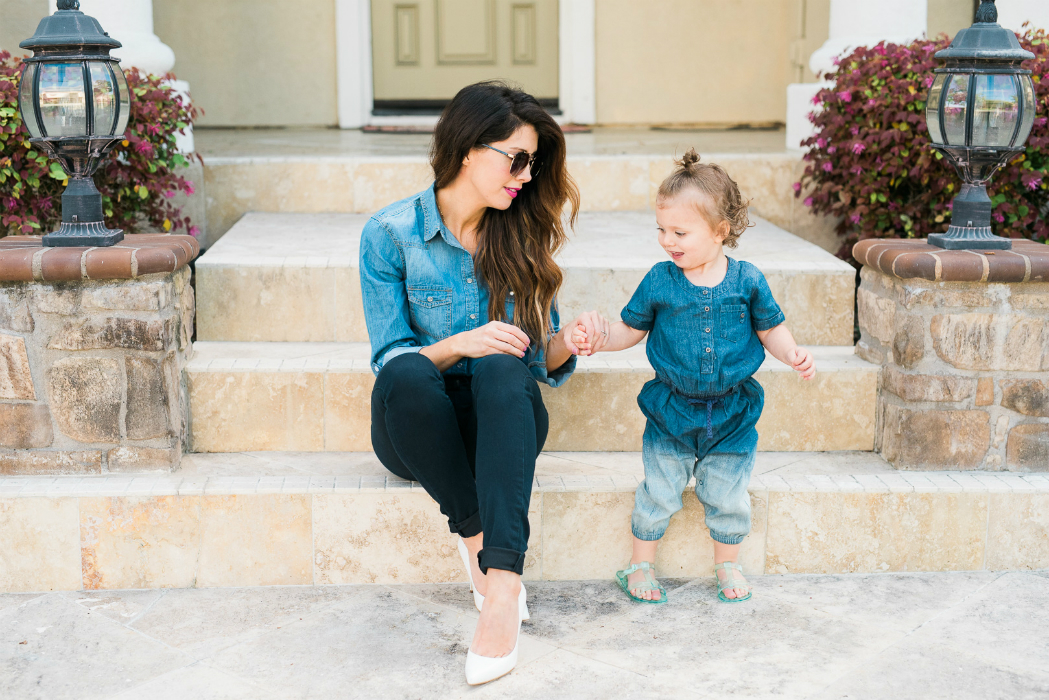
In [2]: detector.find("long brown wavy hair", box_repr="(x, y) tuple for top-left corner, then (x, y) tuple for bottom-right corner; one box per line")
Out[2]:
(431, 82), (579, 342)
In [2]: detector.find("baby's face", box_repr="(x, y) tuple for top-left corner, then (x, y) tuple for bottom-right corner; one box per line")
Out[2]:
(655, 194), (728, 271)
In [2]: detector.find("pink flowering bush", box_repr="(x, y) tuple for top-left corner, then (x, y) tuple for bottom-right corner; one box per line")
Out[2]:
(796, 28), (1049, 259)
(0, 50), (201, 237)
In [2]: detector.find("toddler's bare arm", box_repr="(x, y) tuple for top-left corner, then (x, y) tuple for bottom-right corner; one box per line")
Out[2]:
(756, 324), (815, 380)
(569, 320), (646, 355)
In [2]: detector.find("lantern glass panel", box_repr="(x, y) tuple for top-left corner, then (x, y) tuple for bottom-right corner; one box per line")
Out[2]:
(926, 74), (948, 145)
(1016, 74), (1036, 146)
(38, 62), (88, 137)
(113, 67), (130, 137)
(943, 73), (970, 146)
(17, 63), (42, 139)
(972, 74), (1020, 148)
(88, 62), (117, 136)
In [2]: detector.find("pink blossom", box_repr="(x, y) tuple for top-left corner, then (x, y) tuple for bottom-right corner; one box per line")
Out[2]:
(1027, 177), (1043, 191)
(145, 124), (161, 136)
(189, 225), (201, 238)
(793, 182), (802, 193)
(804, 197), (814, 207)
(852, 142), (866, 155)
(838, 91), (852, 103)
(163, 190), (176, 199)
(184, 181), (196, 195)
(823, 162), (833, 172)
(993, 212), (1005, 223)
(134, 141), (153, 156)
(851, 213), (862, 224)
(924, 76), (934, 89)
(851, 126), (860, 136)
(851, 166), (864, 175)
(1035, 117), (1048, 128)
(828, 145), (837, 154)
(811, 93), (823, 106)
(832, 56), (841, 67)
(867, 99), (877, 108)
(817, 137), (827, 149)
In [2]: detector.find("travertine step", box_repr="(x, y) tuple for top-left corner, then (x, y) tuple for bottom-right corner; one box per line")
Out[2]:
(195, 211), (855, 346)
(186, 343), (876, 453)
(2, 451), (1045, 592)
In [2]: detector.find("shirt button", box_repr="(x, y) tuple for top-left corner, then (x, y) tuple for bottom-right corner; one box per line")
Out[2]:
(705, 328), (710, 333)
(703, 290), (709, 295)
(470, 314), (477, 320)
(705, 348), (711, 353)
(704, 307), (710, 312)
(741, 313), (745, 319)
(467, 278), (473, 284)
(427, 296), (433, 302)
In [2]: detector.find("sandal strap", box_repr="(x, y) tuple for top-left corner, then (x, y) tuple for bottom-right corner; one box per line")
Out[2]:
(618, 562), (663, 593)
(714, 562), (749, 593)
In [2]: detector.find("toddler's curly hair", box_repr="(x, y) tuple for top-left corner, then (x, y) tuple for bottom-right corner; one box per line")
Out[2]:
(656, 148), (752, 249)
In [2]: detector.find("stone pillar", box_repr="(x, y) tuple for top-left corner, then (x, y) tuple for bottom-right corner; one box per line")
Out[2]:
(0, 235), (199, 474)
(47, 0), (193, 154)
(854, 239), (1049, 472)
(786, 0), (928, 150)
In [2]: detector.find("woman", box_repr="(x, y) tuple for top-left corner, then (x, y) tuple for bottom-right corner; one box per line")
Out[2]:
(359, 82), (605, 685)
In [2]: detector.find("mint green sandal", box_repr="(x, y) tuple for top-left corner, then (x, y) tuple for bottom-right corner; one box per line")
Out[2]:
(614, 562), (668, 605)
(714, 562), (752, 603)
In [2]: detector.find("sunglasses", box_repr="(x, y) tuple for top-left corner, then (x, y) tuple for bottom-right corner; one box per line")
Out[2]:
(481, 144), (541, 178)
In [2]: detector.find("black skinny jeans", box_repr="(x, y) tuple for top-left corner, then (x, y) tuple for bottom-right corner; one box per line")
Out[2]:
(371, 352), (548, 575)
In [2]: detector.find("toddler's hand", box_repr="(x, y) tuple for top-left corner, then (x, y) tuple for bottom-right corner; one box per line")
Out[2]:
(566, 324), (591, 356)
(790, 346), (815, 380)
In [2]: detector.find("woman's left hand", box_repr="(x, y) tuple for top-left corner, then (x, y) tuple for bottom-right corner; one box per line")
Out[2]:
(564, 311), (610, 356)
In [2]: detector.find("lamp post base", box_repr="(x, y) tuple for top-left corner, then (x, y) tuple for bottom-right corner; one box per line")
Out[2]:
(928, 226), (1012, 250)
(42, 221), (124, 248)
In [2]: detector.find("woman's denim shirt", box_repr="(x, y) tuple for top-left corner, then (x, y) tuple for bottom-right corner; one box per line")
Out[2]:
(621, 258), (785, 397)
(359, 184), (576, 387)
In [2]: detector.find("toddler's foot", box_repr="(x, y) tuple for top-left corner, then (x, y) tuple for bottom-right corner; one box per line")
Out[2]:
(627, 561), (663, 602)
(715, 561), (750, 600)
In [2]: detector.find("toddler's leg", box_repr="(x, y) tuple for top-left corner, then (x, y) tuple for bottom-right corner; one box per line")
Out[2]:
(694, 451), (756, 599)
(629, 422), (694, 600)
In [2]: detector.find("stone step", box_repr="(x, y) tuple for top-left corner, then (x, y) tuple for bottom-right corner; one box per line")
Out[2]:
(195, 211), (856, 347)
(186, 343), (877, 453)
(199, 147), (835, 250)
(2, 451), (1045, 592)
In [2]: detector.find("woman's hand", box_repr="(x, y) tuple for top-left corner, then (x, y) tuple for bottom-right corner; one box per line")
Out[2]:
(563, 311), (610, 356)
(455, 321), (531, 359)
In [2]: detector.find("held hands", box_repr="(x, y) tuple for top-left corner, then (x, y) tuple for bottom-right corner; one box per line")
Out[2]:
(789, 346), (816, 380)
(563, 311), (610, 356)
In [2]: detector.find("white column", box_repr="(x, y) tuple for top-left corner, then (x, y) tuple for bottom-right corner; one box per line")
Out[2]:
(786, 0), (927, 150)
(335, 0), (373, 129)
(559, 0), (596, 125)
(49, 0), (192, 152)
(996, 0), (1049, 32)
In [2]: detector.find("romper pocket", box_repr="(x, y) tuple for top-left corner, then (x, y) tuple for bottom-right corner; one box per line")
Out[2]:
(720, 304), (747, 342)
(407, 286), (453, 339)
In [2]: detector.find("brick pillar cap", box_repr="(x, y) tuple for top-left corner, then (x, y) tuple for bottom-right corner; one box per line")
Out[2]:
(853, 238), (1049, 284)
(0, 234), (199, 282)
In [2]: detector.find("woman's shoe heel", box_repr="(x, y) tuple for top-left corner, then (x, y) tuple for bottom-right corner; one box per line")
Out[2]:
(518, 584), (530, 621)
(456, 538), (484, 613)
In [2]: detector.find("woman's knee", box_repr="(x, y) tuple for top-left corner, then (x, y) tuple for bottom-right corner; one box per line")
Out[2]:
(374, 352), (442, 398)
(471, 354), (531, 395)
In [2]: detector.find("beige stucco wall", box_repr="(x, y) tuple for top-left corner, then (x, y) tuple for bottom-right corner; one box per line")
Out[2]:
(928, 0), (977, 40)
(154, 0), (338, 127)
(0, 0), (47, 57)
(594, 0), (827, 126)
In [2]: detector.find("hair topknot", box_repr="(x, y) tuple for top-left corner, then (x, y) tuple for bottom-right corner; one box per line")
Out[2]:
(657, 148), (752, 248)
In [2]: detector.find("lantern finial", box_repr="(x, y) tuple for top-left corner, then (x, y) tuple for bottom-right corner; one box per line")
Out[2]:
(975, 0), (997, 24)
(56, 0), (80, 10)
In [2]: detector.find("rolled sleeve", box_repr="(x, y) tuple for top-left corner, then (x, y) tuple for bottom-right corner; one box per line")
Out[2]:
(621, 269), (655, 331)
(751, 272), (786, 332)
(528, 298), (576, 388)
(359, 217), (419, 375)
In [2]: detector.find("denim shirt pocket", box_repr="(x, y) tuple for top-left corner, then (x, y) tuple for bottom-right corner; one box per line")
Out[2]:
(720, 303), (748, 343)
(407, 286), (453, 340)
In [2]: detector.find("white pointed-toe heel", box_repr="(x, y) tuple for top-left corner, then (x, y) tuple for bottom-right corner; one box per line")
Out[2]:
(464, 611), (522, 685)
(457, 538), (485, 613)
(456, 539), (530, 621)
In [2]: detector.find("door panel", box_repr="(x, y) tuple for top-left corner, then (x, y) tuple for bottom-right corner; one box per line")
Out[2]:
(372, 0), (558, 107)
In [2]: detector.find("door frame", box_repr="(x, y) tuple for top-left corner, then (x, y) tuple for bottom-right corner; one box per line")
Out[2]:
(335, 0), (595, 128)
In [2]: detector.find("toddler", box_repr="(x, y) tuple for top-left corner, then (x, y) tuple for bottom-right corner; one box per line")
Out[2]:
(570, 149), (815, 603)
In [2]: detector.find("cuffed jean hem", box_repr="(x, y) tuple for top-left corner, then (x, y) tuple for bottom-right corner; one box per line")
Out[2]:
(478, 547), (526, 575)
(631, 526), (667, 542)
(709, 530), (746, 546)
(450, 511), (483, 539)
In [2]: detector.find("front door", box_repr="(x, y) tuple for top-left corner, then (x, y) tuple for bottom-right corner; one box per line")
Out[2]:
(371, 0), (559, 113)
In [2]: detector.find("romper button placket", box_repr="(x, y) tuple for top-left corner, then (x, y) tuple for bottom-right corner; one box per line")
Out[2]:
(705, 328), (710, 333)
(704, 307), (709, 312)
(706, 348), (711, 353)
(470, 314), (477, 320)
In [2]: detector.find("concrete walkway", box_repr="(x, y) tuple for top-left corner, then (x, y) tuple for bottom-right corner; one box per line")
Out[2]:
(2, 572), (1047, 699)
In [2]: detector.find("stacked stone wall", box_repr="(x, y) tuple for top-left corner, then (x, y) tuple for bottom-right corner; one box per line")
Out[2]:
(0, 267), (194, 474)
(857, 266), (1048, 471)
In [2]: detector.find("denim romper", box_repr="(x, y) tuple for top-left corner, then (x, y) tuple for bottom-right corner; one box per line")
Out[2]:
(621, 258), (785, 545)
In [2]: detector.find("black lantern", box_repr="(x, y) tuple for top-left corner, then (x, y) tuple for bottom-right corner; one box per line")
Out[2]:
(17, 0), (129, 247)
(925, 0), (1037, 250)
